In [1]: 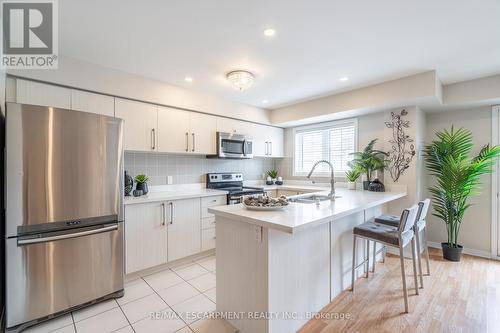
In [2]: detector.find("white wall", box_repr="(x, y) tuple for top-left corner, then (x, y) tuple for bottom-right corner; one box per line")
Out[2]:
(425, 107), (493, 254)
(7, 56), (271, 124)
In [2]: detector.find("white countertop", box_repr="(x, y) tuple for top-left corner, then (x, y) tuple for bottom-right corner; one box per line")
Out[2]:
(208, 188), (406, 233)
(124, 188), (228, 205)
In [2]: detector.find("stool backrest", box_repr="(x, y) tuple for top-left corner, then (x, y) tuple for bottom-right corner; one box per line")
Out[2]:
(416, 198), (431, 223)
(398, 205), (419, 234)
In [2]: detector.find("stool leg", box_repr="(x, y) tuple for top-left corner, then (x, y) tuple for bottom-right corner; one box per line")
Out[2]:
(398, 243), (409, 313)
(351, 235), (357, 291)
(372, 241), (376, 272)
(365, 239), (369, 278)
(423, 226), (431, 275)
(415, 228), (424, 288)
(410, 237), (419, 296)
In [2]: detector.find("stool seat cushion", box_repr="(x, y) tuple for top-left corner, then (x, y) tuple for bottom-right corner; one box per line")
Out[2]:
(374, 214), (399, 227)
(353, 221), (413, 247)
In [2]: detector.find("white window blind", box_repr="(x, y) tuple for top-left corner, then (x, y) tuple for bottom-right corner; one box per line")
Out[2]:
(294, 119), (357, 175)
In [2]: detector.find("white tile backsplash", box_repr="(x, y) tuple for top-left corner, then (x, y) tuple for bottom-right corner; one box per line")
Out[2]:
(125, 152), (275, 185)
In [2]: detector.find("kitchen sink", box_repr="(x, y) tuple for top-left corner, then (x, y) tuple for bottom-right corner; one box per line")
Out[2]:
(288, 194), (341, 203)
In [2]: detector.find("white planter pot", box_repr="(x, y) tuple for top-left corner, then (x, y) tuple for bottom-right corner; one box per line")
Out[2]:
(347, 182), (356, 190)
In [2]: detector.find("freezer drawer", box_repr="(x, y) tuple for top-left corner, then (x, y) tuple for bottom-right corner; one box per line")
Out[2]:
(6, 222), (124, 328)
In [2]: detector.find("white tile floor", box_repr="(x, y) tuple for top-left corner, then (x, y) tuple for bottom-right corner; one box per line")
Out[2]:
(23, 254), (238, 333)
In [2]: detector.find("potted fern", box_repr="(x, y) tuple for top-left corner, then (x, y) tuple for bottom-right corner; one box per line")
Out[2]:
(424, 127), (500, 261)
(345, 167), (361, 190)
(349, 139), (388, 190)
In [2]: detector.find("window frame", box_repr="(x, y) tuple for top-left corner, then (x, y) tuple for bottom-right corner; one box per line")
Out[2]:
(292, 118), (358, 177)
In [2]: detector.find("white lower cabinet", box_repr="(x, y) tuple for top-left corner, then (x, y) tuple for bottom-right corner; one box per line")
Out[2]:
(125, 197), (211, 274)
(167, 198), (201, 261)
(201, 228), (216, 251)
(125, 202), (167, 274)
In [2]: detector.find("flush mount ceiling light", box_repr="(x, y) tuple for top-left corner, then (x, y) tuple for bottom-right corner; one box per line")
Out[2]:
(184, 76), (193, 82)
(226, 70), (255, 91)
(339, 76), (349, 82)
(262, 99), (269, 104)
(263, 28), (276, 37)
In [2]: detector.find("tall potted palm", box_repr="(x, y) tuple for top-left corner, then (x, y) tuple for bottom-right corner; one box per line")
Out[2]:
(424, 126), (500, 261)
(349, 139), (388, 190)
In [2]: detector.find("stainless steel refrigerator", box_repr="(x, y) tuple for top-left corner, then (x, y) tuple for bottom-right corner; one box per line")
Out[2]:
(5, 103), (125, 332)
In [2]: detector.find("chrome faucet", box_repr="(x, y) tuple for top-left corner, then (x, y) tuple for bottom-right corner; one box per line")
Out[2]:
(307, 160), (336, 199)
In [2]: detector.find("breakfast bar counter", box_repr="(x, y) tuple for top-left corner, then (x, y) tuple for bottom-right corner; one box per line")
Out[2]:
(208, 188), (406, 333)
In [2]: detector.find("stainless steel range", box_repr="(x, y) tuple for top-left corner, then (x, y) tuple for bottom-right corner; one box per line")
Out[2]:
(206, 173), (265, 204)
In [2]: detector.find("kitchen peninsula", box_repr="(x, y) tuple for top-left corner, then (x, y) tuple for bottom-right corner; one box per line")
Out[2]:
(209, 188), (406, 333)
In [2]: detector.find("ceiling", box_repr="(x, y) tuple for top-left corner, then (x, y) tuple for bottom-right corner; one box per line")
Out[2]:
(60, 0), (500, 109)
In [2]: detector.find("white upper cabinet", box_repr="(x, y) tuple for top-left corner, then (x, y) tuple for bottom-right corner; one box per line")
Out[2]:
(115, 98), (158, 152)
(250, 123), (284, 158)
(269, 126), (284, 157)
(216, 117), (251, 135)
(71, 90), (114, 116)
(189, 112), (217, 154)
(16, 79), (71, 109)
(158, 107), (217, 154)
(157, 106), (190, 153)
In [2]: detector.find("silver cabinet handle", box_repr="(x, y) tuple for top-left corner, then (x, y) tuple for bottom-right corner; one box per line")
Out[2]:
(161, 203), (166, 226)
(185, 132), (189, 152)
(265, 142), (268, 155)
(169, 202), (173, 224)
(18, 224), (118, 246)
(151, 129), (156, 150)
(192, 133), (195, 152)
(270, 141), (273, 156)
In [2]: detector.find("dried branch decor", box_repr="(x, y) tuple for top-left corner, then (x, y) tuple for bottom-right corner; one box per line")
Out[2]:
(385, 109), (416, 182)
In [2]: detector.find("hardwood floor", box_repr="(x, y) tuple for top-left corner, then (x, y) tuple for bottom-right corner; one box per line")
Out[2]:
(298, 248), (500, 333)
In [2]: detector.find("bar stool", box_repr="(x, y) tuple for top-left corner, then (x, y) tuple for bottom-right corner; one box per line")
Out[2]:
(351, 205), (419, 313)
(374, 199), (431, 288)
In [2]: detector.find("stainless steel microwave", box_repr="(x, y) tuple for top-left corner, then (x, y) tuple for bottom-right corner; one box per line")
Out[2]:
(214, 132), (253, 159)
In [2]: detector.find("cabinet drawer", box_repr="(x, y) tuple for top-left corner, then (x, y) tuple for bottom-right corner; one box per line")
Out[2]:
(201, 228), (216, 251)
(201, 195), (226, 218)
(202, 216), (216, 230)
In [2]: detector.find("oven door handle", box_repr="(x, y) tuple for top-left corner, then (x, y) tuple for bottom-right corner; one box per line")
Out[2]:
(242, 139), (246, 156)
(17, 224), (119, 246)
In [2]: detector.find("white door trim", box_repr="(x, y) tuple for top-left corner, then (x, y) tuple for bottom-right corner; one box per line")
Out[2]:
(491, 105), (500, 260)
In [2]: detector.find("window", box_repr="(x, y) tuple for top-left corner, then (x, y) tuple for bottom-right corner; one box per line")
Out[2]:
(293, 119), (358, 176)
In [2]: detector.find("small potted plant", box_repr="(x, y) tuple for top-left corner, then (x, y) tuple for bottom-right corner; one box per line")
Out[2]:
(135, 174), (149, 195)
(424, 126), (500, 261)
(267, 169), (278, 184)
(345, 167), (361, 190)
(349, 139), (387, 190)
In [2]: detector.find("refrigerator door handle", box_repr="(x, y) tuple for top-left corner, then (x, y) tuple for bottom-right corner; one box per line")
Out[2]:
(17, 224), (119, 246)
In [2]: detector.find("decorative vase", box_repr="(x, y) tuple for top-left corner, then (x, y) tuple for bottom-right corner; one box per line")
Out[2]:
(363, 180), (371, 190)
(441, 243), (463, 262)
(266, 176), (274, 185)
(136, 182), (148, 195)
(133, 189), (143, 197)
(368, 179), (385, 192)
(124, 171), (133, 196)
(347, 182), (356, 190)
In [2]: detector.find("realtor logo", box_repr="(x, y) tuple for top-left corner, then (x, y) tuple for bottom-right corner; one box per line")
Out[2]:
(1, 0), (58, 68)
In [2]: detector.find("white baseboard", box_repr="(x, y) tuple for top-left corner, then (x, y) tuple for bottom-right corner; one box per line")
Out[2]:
(426, 241), (494, 259)
(385, 241), (495, 260)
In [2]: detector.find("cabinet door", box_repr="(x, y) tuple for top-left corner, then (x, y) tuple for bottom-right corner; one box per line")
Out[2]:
(167, 198), (201, 261)
(16, 79), (71, 109)
(249, 123), (268, 157)
(71, 90), (114, 116)
(269, 127), (284, 157)
(125, 202), (167, 274)
(157, 106), (190, 153)
(115, 98), (157, 151)
(216, 117), (250, 135)
(190, 112), (217, 154)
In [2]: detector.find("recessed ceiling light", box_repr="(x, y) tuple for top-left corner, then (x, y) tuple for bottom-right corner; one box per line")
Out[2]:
(262, 99), (269, 104)
(263, 28), (276, 37)
(339, 76), (349, 82)
(226, 70), (255, 91)
(184, 76), (193, 82)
